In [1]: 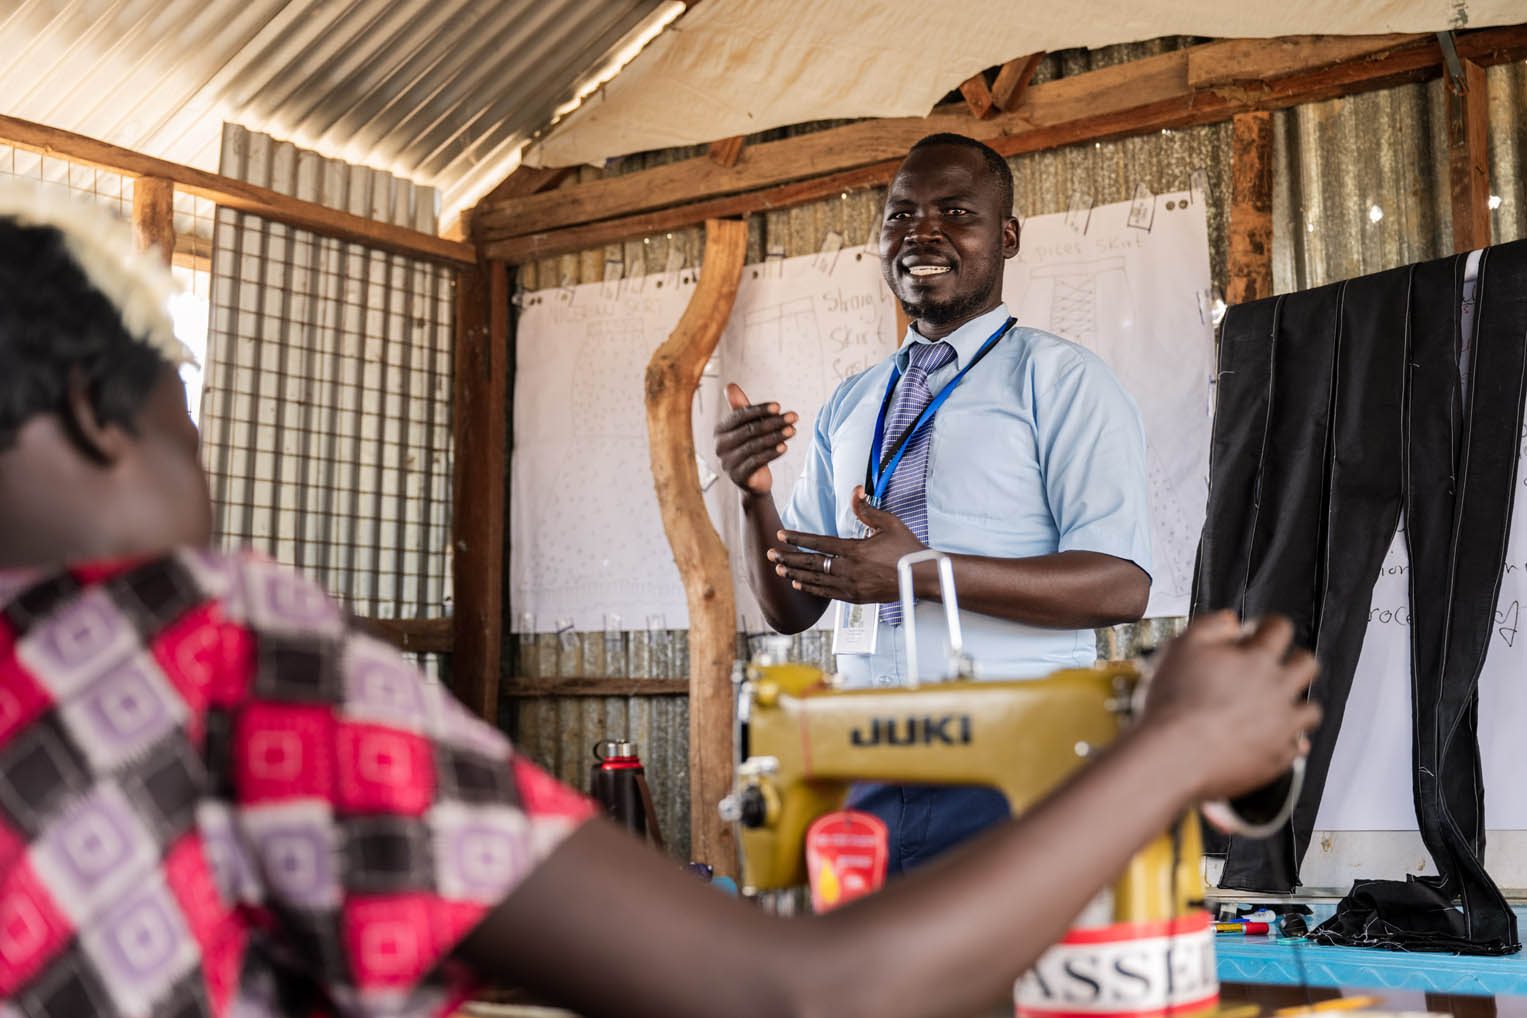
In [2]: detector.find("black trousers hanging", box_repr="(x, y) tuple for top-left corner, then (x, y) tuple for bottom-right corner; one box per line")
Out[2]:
(1193, 239), (1527, 954)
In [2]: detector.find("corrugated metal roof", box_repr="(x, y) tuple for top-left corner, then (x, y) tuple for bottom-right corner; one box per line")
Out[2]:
(0, 0), (672, 219)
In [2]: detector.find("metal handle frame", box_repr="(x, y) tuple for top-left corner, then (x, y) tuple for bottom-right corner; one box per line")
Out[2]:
(896, 549), (974, 685)
(897, 550), (1305, 833)
(1135, 652), (1307, 838)
(1201, 754), (1307, 839)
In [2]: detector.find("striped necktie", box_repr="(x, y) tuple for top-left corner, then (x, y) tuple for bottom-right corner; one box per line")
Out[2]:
(878, 339), (957, 626)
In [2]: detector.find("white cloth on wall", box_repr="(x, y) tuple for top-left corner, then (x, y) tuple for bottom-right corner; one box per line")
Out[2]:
(1003, 192), (1215, 617)
(510, 252), (901, 632)
(512, 192), (1216, 629)
(526, 0), (1520, 167)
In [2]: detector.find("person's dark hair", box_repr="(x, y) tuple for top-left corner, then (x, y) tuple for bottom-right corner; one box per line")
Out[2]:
(908, 133), (1015, 216)
(0, 218), (169, 451)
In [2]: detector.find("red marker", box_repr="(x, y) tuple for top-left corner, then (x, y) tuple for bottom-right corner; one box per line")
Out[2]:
(1215, 921), (1270, 935)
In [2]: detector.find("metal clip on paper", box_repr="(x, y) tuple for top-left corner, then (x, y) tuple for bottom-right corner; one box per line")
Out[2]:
(896, 549), (975, 685)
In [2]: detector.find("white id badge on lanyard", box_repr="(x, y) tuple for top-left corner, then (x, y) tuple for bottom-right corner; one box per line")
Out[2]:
(831, 510), (879, 655)
(832, 600), (878, 656)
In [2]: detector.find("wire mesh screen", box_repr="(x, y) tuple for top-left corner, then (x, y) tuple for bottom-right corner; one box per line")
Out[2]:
(0, 144), (218, 263)
(201, 212), (454, 611)
(0, 135), (456, 679)
(0, 144), (133, 215)
(199, 126), (455, 678)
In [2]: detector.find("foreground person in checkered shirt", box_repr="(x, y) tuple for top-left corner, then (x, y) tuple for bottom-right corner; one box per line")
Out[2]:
(0, 182), (1321, 1018)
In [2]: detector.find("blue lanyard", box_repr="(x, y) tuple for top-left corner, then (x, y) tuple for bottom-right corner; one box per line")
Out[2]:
(865, 316), (1014, 503)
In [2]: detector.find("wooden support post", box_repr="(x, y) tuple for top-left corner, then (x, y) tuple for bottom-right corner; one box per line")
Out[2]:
(646, 218), (748, 873)
(1226, 111), (1275, 307)
(709, 135), (748, 168)
(991, 53), (1046, 111)
(132, 176), (175, 266)
(1446, 58), (1491, 253)
(1187, 34), (1417, 88)
(451, 262), (508, 723)
(959, 72), (997, 120)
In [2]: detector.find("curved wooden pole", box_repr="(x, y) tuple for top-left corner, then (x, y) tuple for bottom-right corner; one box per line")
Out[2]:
(646, 218), (749, 873)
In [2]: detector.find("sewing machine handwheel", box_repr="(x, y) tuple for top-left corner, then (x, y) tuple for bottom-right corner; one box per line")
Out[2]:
(1201, 754), (1305, 839)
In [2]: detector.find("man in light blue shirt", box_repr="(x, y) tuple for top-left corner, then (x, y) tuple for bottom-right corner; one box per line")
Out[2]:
(714, 133), (1152, 871)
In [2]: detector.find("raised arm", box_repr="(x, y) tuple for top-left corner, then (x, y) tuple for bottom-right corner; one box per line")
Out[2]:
(715, 382), (832, 633)
(458, 614), (1320, 1018)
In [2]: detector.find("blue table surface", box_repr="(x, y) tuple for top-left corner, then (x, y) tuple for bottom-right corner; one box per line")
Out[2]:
(1216, 904), (1527, 995)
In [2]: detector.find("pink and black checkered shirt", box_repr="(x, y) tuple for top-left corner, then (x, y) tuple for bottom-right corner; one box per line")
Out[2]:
(0, 549), (593, 1017)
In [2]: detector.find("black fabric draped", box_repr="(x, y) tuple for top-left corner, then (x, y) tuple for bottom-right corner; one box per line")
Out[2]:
(1193, 240), (1527, 954)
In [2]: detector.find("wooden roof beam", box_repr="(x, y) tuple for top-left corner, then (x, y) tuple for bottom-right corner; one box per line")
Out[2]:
(479, 41), (1204, 240)
(481, 23), (1527, 262)
(959, 72), (998, 119)
(962, 51), (1046, 120)
(1185, 32), (1417, 87)
(442, 163), (576, 241)
(480, 164), (575, 205)
(991, 52), (1046, 112)
(708, 135), (748, 168)
(0, 114), (475, 267)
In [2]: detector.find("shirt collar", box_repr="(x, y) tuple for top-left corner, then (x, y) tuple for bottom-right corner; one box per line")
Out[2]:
(896, 304), (1013, 372)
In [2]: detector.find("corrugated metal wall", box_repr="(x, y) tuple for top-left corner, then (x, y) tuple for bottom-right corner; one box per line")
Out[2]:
(1273, 63), (1527, 293)
(508, 49), (1527, 863)
(1489, 61), (1527, 244)
(201, 125), (456, 677)
(1272, 80), (1451, 290)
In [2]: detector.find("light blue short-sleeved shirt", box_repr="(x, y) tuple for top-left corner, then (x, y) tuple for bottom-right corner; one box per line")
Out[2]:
(780, 303), (1153, 688)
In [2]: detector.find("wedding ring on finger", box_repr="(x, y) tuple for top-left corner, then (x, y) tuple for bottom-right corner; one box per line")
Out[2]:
(823, 556), (833, 575)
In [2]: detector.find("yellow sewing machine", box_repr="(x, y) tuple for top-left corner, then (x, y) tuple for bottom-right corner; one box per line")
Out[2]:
(722, 653), (1162, 893)
(721, 551), (1301, 1017)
